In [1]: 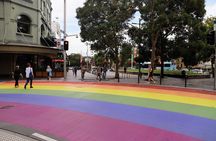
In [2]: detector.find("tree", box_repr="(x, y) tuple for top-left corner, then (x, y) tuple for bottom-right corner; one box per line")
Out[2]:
(93, 52), (106, 66)
(133, 0), (206, 68)
(76, 0), (136, 78)
(200, 16), (216, 75)
(120, 43), (132, 67)
(68, 53), (81, 67)
(200, 17), (216, 61)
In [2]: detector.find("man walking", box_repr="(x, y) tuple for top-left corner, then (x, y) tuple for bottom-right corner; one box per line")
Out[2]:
(13, 65), (23, 88)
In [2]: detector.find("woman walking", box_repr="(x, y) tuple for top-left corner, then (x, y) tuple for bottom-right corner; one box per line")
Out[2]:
(46, 65), (52, 80)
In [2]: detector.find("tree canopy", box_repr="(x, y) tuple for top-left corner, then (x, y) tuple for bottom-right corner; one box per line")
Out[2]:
(133, 0), (206, 67)
(76, 0), (136, 77)
(77, 0), (207, 73)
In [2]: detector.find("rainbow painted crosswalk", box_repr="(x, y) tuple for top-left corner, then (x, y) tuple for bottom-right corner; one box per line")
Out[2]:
(0, 81), (216, 141)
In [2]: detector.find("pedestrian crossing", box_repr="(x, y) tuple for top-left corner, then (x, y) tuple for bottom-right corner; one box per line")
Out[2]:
(0, 82), (215, 141)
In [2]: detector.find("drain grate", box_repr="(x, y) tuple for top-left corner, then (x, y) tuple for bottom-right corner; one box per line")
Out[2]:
(0, 105), (15, 109)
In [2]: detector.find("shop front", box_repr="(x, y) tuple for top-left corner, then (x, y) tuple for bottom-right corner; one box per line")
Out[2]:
(0, 43), (62, 78)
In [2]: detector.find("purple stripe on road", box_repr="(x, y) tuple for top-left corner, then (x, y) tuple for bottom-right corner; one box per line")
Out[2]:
(1, 94), (216, 141)
(0, 102), (201, 141)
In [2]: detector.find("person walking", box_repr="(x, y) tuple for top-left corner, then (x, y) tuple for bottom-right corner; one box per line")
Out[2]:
(24, 63), (34, 89)
(14, 65), (23, 88)
(102, 66), (107, 80)
(80, 60), (87, 80)
(123, 66), (127, 78)
(81, 66), (86, 80)
(46, 65), (52, 80)
(74, 66), (77, 77)
(147, 65), (155, 83)
(96, 66), (102, 81)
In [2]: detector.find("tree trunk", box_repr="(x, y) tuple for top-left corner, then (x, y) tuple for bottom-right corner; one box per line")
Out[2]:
(115, 60), (119, 78)
(151, 32), (159, 69)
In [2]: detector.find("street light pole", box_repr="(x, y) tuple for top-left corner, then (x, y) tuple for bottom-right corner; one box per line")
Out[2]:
(131, 17), (143, 84)
(214, 47), (216, 90)
(214, 21), (216, 90)
(131, 47), (134, 69)
(63, 0), (67, 80)
(138, 18), (141, 84)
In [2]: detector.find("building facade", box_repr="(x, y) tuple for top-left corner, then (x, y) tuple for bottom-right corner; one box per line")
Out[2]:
(51, 20), (61, 48)
(0, 0), (62, 77)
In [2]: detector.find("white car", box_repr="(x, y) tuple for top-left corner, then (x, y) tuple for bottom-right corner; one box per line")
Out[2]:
(191, 69), (203, 74)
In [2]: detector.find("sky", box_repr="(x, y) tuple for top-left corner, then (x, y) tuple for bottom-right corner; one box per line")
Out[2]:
(50, 0), (216, 56)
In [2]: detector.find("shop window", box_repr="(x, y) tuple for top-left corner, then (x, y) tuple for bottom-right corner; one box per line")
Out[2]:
(17, 15), (31, 34)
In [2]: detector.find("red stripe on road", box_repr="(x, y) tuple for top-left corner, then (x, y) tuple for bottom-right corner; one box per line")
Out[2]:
(0, 102), (201, 141)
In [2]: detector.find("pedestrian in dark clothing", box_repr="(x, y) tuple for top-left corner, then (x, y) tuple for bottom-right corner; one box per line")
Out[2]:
(74, 66), (77, 77)
(14, 65), (22, 88)
(81, 65), (87, 80)
(102, 66), (107, 79)
(148, 65), (155, 83)
(123, 67), (127, 78)
(96, 66), (102, 81)
(124, 67), (127, 73)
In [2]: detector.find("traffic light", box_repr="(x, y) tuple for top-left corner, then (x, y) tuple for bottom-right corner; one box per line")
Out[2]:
(207, 31), (215, 45)
(64, 41), (69, 50)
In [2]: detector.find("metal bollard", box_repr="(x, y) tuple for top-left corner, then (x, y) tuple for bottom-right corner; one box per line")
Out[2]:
(181, 70), (187, 87)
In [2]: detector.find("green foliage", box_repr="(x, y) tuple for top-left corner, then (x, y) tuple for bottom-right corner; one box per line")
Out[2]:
(120, 43), (132, 66)
(68, 54), (81, 66)
(76, 0), (137, 77)
(77, 0), (207, 70)
(130, 0), (206, 67)
(204, 16), (216, 30)
(93, 52), (105, 66)
(198, 16), (216, 62)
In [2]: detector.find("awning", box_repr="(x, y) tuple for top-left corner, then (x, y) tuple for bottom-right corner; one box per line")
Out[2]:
(52, 59), (64, 62)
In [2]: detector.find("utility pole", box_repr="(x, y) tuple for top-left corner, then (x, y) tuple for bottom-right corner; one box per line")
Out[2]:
(214, 45), (216, 90)
(160, 31), (163, 85)
(138, 18), (141, 84)
(131, 16), (143, 84)
(63, 0), (67, 80)
(131, 47), (134, 69)
(213, 20), (216, 90)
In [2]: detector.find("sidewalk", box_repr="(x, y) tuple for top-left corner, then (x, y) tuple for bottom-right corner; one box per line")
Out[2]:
(50, 70), (215, 91)
(1, 69), (215, 91)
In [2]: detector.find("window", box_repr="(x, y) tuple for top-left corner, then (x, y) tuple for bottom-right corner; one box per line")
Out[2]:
(17, 15), (31, 34)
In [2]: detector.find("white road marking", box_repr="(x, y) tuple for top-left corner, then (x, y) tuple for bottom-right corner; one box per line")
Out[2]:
(32, 133), (58, 141)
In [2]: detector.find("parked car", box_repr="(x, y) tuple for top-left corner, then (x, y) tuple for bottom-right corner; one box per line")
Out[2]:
(191, 69), (203, 74)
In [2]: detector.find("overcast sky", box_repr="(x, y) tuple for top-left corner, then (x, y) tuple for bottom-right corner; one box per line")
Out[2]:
(50, 0), (216, 56)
